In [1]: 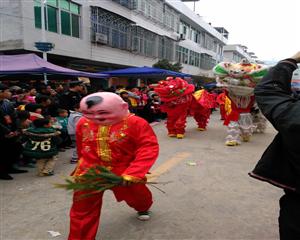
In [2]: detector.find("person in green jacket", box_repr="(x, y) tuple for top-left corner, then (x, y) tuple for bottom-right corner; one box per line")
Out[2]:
(23, 118), (60, 176)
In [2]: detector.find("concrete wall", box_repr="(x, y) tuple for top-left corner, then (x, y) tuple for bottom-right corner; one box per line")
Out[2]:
(0, 0), (23, 50)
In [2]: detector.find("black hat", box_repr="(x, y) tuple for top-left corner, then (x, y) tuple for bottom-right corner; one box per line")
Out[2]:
(25, 103), (43, 112)
(69, 81), (84, 88)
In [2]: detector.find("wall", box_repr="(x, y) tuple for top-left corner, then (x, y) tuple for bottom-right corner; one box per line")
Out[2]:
(0, 0), (23, 50)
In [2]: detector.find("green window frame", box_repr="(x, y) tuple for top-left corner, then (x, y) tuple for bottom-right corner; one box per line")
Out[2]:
(34, 0), (42, 28)
(47, 0), (58, 7)
(60, 0), (70, 10)
(61, 10), (71, 35)
(71, 14), (80, 38)
(70, 2), (80, 14)
(34, 0), (80, 38)
(47, 5), (58, 33)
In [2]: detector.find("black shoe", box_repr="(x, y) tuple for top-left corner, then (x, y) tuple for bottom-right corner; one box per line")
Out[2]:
(0, 173), (13, 180)
(8, 168), (28, 174)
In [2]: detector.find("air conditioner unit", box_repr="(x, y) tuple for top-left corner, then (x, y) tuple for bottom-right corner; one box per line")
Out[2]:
(95, 33), (108, 44)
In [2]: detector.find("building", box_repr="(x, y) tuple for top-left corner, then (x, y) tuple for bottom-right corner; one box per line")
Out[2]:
(0, 0), (228, 84)
(223, 44), (258, 63)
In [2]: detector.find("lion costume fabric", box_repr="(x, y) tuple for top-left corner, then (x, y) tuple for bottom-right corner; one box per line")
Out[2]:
(153, 77), (214, 138)
(213, 59), (268, 146)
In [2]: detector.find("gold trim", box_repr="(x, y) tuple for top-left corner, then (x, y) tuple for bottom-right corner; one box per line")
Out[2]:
(122, 174), (146, 183)
(96, 126), (112, 162)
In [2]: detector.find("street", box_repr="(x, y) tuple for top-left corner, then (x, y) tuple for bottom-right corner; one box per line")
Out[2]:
(1, 112), (281, 240)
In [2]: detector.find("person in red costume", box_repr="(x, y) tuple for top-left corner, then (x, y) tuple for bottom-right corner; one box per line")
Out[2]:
(190, 89), (215, 131)
(154, 77), (194, 139)
(68, 92), (159, 240)
(216, 91), (226, 120)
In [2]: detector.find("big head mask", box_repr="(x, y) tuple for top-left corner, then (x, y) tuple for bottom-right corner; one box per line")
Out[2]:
(80, 92), (129, 125)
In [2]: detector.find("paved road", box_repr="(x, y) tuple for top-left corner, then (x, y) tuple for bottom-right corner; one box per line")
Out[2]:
(1, 112), (282, 240)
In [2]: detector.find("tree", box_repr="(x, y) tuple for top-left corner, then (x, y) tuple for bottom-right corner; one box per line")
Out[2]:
(153, 59), (183, 72)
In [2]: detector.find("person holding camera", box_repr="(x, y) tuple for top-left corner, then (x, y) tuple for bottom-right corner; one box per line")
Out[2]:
(249, 52), (300, 239)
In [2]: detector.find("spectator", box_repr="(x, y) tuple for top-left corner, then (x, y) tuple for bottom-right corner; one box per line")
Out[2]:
(23, 87), (37, 103)
(249, 52), (300, 239)
(67, 103), (82, 164)
(25, 103), (44, 121)
(0, 84), (27, 180)
(59, 81), (83, 111)
(23, 118), (60, 176)
(56, 108), (72, 149)
(120, 91), (133, 113)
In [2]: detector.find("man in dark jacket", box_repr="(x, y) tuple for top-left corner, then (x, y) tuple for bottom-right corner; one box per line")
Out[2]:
(0, 84), (27, 180)
(59, 81), (83, 111)
(249, 52), (300, 239)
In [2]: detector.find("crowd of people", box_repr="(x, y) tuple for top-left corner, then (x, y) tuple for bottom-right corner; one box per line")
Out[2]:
(0, 79), (183, 180)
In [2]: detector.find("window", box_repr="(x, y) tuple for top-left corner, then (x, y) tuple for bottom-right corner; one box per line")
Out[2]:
(61, 11), (71, 35)
(176, 46), (189, 64)
(70, 2), (80, 14)
(113, 0), (136, 10)
(200, 53), (216, 70)
(34, 0), (41, 29)
(34, 0), (81, 38)
(60, 1), (81, 37)
(189, 50), (200, 67)
(91, 7), (131, 51)
(60, 0), (70, 10)
(47, 6), (58, 33)
(34, 0), (58, 33)
(71, 14), (80, 38)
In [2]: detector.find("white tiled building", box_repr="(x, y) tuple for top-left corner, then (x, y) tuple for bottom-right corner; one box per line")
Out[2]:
(223, 44), (257, 63)
(0, 0), (228, 79)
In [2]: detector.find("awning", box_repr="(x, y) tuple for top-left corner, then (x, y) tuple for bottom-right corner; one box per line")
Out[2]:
(0, 54), (108, 78)
(101, 66), (191, 78)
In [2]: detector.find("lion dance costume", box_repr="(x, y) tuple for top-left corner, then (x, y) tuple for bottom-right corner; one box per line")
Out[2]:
(213, 59), (268, 146)
(68, 92), (159, 240)
(154, 77), (214, 138)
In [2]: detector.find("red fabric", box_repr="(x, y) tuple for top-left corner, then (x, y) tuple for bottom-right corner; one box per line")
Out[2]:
(193, 106), (211, 128)
(194, 90), (215, 109)
(160, 95), (192, 135)
(69, 184), (152, 240)
(223, 92), (255, 125)
(69, 115), (158, 239)
(154, 78), (195, 102)
(216, 92), (226, 105)
(165, 104), (189, 134)
(190, 97), (211, 129)
(219, 104), (226, 120)
(74, 114), (159, 179)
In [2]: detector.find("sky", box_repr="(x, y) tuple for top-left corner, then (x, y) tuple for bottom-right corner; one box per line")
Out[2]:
(183, 0), (300, 62)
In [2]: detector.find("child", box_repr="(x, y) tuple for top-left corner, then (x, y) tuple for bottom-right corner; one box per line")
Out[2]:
(67, 104), (82, 164)
(149, 94), (162, 122)
(23, 118), (60, 176)
(25, 103), (44, 121)
(56, 108), (72, 150)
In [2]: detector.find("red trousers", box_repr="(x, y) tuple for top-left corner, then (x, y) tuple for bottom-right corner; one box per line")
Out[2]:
(219, 104), (226, 120)
(165, 104), (189, 135)
(192, 106), (211, 129)
(68, 184), (153, 240)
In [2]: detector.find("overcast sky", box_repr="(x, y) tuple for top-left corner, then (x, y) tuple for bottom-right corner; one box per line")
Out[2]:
(183, 0), (300, 61)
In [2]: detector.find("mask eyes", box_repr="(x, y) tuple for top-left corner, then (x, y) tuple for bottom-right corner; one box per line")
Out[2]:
(82, 110), (110, 116)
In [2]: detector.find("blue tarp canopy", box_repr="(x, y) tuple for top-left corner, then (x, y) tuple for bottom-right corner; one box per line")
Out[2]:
(101, 66), (191, 78)
(0, 54), (108, 78)
(204, 82), (217, 88)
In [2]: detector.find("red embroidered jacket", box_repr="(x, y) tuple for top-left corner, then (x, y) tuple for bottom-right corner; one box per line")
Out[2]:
(72, 114), (159, 182)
